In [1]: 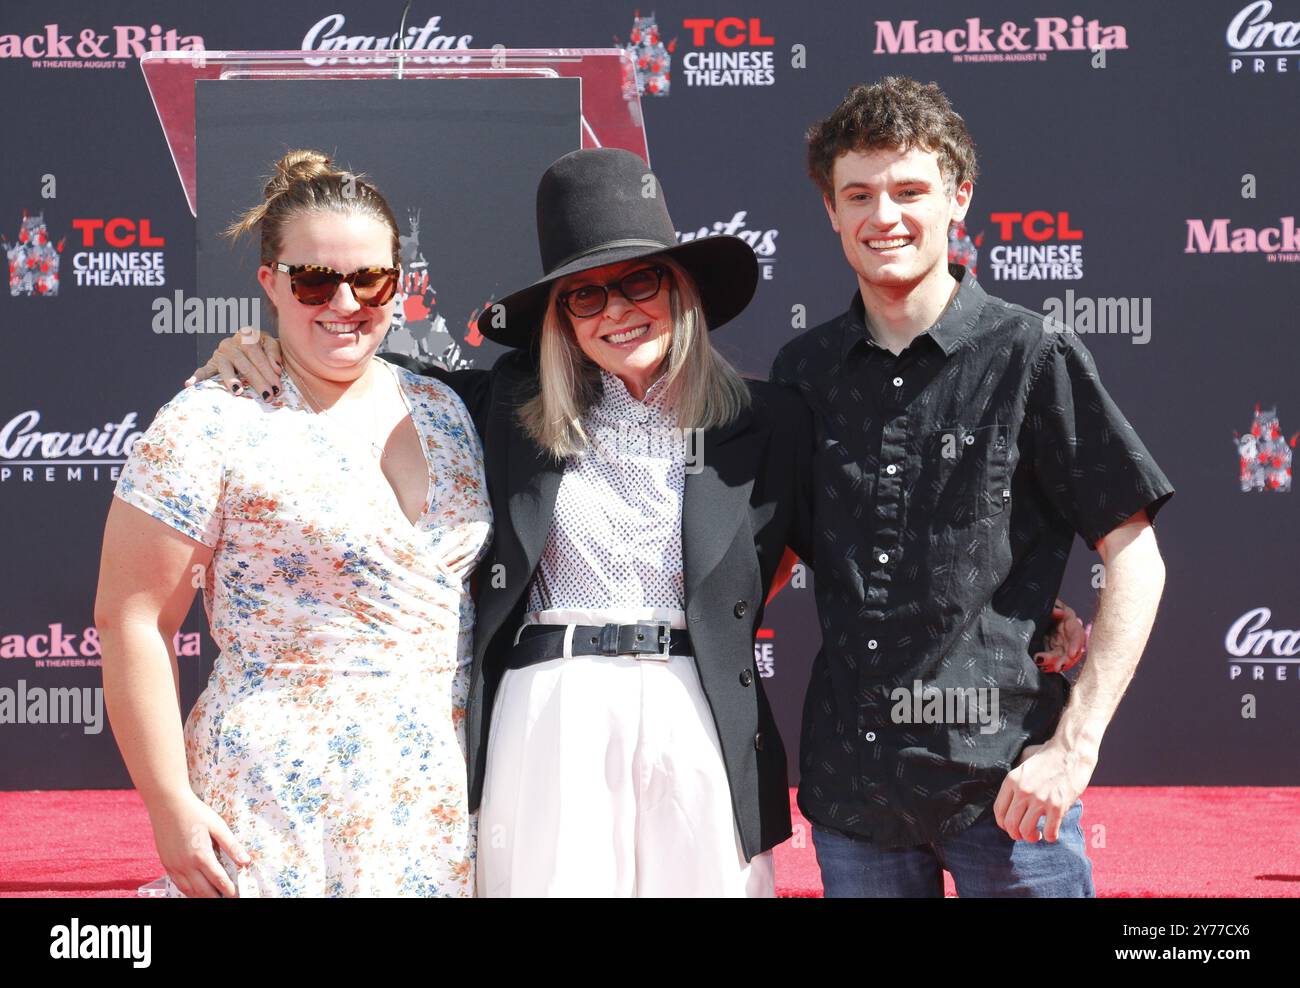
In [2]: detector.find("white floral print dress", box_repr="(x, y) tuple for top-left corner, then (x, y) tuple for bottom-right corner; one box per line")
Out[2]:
(114, 358), (492, 897)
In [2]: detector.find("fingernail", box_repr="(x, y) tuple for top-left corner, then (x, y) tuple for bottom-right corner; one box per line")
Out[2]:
(271, 385), (279, 396)
(261, 390), (270, 400)
(231, 384), (241, 394)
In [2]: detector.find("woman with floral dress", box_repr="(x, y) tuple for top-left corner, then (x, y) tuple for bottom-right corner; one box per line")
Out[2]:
(96, 150), (492, 897)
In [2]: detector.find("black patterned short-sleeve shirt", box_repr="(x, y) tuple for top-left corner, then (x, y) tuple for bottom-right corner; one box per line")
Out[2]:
(770, 263), (1173, 848)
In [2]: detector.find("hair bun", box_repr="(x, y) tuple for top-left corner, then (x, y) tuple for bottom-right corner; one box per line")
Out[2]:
(224, 149), (398, 267)
(264, 149), (335, 201)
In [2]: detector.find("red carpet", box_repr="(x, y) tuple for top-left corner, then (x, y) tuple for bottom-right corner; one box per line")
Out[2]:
(2, 788), (1297, 897)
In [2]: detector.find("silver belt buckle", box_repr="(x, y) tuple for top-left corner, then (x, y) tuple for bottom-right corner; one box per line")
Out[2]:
(640, 622), (672, 662)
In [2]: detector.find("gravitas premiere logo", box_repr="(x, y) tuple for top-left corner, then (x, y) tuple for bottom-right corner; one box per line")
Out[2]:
(1226, 608), (1300, 683)
(677, 211), (778, 279)
(1184, 217), (1300, 262)
(1227, 1), (1300, 74)
(0, 23), (202, 69)
(873, 14), (1127, 63)
(0, 409), (144, 485)
(301, 13), (473, 66)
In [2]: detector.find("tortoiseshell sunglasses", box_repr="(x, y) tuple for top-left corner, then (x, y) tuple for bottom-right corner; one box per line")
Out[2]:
(273, 262), (400, 307)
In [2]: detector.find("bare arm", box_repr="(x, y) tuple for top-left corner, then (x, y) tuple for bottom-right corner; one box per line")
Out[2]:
(994, 510), (1166, 841)
(1050, 515), (1165, 761)
(96, 499), (249, 895)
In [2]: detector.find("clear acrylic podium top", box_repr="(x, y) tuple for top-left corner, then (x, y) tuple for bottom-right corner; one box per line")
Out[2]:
(141, 48), (649, 216)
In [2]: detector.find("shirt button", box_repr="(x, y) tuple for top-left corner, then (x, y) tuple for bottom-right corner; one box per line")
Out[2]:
(964, 434), (975, 446)
(739, 669), (753, 687)
(868, 639), (878, 650)
(734, 600), (748, 618)
(864, 731), (877, 742)
(754, 732), (764, 751)
(892, 376), (903, 387)
(877, 552), (889, 564)
(885, 464), (898, 475)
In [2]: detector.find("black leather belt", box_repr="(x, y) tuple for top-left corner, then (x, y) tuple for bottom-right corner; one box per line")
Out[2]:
(504, 622), (692, 669)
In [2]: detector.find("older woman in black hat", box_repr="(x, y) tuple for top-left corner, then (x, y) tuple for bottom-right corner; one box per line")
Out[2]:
(461, 149), (810, 896)
(191, 148), (1081, 897)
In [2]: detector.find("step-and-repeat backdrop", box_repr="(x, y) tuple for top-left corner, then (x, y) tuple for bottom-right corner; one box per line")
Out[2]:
(2, 1), (1296, 788)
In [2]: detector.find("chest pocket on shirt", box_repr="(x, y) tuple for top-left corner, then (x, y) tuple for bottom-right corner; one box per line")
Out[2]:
(913, 424), (1011, 527)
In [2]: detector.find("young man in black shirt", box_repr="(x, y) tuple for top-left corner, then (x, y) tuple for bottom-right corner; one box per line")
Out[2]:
(771, 77), (1173, 897)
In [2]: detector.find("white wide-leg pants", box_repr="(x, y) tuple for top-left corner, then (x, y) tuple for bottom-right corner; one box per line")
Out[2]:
(477, 607), (775, 898)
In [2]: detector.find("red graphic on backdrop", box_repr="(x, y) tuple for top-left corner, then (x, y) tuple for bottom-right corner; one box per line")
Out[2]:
(947, 220), (982, 277)
(3, 211), (64, 297)
(1235, 404), (1297, 492)
(402, 285), (432, 324)
(617, 10), (676, 96)
(464, 300), (497, 348)
(383, 210), (479, 369)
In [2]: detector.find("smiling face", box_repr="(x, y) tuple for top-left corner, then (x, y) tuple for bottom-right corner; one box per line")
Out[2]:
(555, 258), (674, 394)
(256, 210), (398, 384)
(824, 144), (972, 296)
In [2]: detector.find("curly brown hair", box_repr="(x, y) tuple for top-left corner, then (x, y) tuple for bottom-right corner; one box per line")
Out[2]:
(806, 77), (978, 200)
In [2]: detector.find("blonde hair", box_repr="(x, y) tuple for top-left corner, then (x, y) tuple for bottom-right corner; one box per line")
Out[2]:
(222, 149), (401, 265)
(517, 255), (751, 459)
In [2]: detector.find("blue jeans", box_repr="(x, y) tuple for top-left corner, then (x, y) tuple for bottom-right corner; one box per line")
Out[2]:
(812, 800), (1095, 898)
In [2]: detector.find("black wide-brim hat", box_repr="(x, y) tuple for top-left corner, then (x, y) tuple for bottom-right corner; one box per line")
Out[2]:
(477, 147), (758, 348)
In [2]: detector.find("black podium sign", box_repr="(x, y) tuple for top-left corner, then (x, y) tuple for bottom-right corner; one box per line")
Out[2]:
(195, 77), (581, 370)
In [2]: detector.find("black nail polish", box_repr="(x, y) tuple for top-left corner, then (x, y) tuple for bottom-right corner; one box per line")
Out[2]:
(271, 386), (280, 396)
(231, 384), (241, 394)
(262, 390), (270, 400)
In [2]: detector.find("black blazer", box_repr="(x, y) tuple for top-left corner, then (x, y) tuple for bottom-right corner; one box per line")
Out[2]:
(384, 348), (813, 860)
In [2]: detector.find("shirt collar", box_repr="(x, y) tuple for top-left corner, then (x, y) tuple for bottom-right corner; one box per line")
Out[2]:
(593, 368), (673, 421)
(840, 262), (987, 360)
